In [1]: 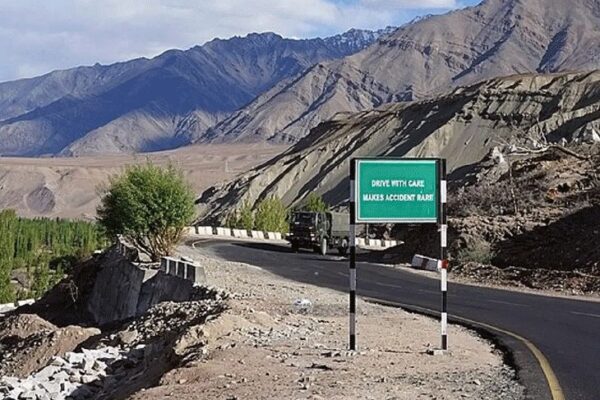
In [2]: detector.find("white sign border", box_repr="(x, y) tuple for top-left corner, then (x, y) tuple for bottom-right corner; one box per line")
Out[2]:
(355, 158), (439, 224)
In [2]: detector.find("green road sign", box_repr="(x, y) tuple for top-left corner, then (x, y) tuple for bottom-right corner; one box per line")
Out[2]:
(354, 158), (439, 223)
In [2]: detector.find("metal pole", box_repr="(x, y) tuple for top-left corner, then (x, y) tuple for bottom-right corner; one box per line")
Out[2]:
(439, 159), (448, 351)
(349, 159), (357, 351)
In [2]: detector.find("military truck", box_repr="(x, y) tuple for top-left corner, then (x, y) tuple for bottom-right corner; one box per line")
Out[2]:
(287, 211), (349, 256)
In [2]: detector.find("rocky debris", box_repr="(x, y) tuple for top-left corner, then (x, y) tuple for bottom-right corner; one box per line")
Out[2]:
(368, 145), (600, 295)
(0, 346), (125, 400)
(292, 298), (313, 314)
(0, 280), (229, 400)
(0, 316), (101, 378)
(452, 263), (600, 295)
(108, 296), (227, 349)
(0, 314), (57, 341)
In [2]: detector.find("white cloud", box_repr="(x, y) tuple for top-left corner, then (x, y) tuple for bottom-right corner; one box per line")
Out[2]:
(360, 0), (457, 6)
(0, 0), (462, 82)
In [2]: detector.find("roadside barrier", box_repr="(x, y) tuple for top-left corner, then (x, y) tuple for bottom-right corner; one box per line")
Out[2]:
(160, 256), (206, 284)
(266, 232), (282, 240)
(196, 226), (214, 235)
(116, 236), (139, 262)
(411, 254), (441, 272)
(185, 226), (397, 249)
(367, 239), (382, 247)
(117, 236), (205, 285)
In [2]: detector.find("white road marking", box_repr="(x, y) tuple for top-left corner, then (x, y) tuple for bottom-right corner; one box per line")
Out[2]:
(570, 311), (600, 319)
(487, 299), (529, 307)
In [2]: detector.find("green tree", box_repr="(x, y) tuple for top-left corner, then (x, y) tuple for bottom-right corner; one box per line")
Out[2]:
(303, 193), (329, 212)
(0, 209), (106, 302)
(0, 260), (15, 303)
(254, 196), (288, 233)
(238, 200), (255, 231)
(225, 210), (239, 229)
(31, 254), (51, 299)
(97, 163), (196, 261)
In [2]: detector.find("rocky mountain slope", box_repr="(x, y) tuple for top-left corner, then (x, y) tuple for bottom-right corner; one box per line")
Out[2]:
(197, 70), (600, 222)
(0, 29), (390, 156)
(197, 0), (600, 144)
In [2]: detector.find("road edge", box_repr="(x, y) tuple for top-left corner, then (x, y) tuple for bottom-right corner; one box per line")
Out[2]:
(363, 297), (565, 400)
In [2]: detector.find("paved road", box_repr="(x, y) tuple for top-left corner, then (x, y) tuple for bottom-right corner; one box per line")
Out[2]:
(191, 239), (600, 400)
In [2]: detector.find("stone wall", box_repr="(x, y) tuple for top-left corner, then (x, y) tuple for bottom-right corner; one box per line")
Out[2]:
(86, 248), (200, 326)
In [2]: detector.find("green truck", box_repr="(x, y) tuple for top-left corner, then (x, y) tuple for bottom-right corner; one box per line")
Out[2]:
(287, 211), (349, 256)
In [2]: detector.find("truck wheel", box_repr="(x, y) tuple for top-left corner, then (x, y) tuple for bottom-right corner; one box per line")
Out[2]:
(291, 241), (299, 253)
(319, 238), (328, 256)
(338, 239), (348, 256)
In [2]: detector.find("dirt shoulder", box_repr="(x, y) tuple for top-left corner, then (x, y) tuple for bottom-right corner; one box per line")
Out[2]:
(129, 245), (525, 400)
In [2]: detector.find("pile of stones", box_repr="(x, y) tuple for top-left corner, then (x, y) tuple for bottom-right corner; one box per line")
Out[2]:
(0, 346), (128, 400)
(0, 285), (229, 400)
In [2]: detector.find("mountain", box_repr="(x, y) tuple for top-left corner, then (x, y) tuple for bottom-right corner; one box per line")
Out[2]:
(0, 29), (390, 156)
(196, 70), (600, 222)
(196, 0), (600, 144)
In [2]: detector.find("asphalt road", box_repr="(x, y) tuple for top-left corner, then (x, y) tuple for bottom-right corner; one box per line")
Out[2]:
(191, 239), (600, 400)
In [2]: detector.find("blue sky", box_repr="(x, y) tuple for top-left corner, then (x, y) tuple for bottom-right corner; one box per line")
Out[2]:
(0, 0), (482, 82)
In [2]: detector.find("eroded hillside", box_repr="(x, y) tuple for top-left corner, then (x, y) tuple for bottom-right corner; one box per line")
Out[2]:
(198, 71), (600, 223)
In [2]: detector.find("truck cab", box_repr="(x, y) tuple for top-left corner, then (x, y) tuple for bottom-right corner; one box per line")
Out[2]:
(287, 211), (349, 256)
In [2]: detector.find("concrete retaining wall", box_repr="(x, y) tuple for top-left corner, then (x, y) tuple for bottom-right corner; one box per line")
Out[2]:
(87, 256), (147, 325)
(136, 270), (193, 315)
(87, 247), (205, 326)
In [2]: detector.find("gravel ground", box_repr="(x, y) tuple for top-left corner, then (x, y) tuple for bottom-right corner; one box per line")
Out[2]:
(128, 242), (525, 400)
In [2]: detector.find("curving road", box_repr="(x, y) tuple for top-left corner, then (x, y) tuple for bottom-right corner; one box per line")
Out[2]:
(189, 238), (600, 400)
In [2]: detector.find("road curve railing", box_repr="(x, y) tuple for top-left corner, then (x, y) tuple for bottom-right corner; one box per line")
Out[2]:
(186, 226), (398, 249)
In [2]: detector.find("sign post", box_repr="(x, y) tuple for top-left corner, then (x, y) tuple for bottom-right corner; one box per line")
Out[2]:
(349, 158), (448, 351)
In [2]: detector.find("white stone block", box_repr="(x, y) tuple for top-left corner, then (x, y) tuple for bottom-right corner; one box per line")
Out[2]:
(216, 227), (231, 236)
(198, 226), (213, 235)
(411, 254), (440, 272)
(368, 239), (382, 247)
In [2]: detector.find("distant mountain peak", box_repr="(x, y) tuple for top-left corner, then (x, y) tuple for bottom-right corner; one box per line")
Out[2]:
(0, 26), (388, 156)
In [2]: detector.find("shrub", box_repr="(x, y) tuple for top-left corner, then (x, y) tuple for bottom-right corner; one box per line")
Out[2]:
(97, 163), (196, 261)
(303, 193), (329, 212)
(238, 200), (255, 231)
(254, 196), (288, 233)
(225, 211), (239, 229)
(455, 239), (496, 265)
